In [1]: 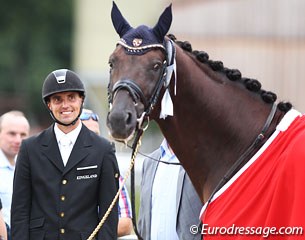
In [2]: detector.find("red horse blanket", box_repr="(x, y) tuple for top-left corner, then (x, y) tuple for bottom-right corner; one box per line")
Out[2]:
(200, 110), (305, 239)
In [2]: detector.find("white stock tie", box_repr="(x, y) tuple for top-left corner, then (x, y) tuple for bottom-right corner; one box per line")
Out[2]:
(59, 135), (72, 166)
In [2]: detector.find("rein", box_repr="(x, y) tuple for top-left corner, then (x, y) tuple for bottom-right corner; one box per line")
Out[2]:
(200, 103), (278, 226)
(127, 144), (182, 165)
(130, 130), (145, 240)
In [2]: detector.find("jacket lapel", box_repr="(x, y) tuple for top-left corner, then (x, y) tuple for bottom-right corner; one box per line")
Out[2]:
(63, 126), (90, 175)
(41, 125), (65, 172)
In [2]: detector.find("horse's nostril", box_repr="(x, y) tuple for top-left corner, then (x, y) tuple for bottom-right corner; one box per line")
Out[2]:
(125, 111), (133, 125)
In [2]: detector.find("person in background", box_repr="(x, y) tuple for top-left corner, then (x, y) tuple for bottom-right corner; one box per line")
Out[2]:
(138, 139), (203, 240)
(11, 69), (119, 240)
(80, 108), (133, 237)
(0, 198), (8, 240)
(0, 110), (30, 240)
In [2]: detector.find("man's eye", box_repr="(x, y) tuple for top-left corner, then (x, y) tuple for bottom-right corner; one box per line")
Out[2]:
(69, 95), (76, 101)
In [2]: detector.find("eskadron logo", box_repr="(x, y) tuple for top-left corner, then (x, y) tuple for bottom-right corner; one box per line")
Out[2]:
(76, 174), (97, 180)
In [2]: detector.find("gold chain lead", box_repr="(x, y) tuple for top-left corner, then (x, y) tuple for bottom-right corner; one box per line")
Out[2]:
(87, 134), (143, 240)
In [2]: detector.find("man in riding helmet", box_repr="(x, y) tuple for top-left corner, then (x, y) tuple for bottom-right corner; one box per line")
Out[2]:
(42, 69), (86, 127)
(11, 69), (120, 240)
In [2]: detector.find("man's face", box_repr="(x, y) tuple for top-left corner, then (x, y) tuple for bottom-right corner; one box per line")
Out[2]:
(0, 115), (30, 160)
(48, 91), (83, 126)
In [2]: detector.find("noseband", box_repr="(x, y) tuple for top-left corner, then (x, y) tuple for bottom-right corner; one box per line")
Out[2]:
(111, 79), (148, 108)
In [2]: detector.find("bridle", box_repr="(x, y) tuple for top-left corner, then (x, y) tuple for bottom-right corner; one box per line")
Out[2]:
(108, 39), (176, 129)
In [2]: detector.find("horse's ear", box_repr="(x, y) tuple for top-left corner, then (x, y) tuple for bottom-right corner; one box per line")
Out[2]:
(153, 4), (173, 42)
(111, 1), (132, 38)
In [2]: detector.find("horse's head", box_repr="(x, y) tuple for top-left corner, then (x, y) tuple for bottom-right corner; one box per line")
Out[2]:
(107, 2), (173, 142)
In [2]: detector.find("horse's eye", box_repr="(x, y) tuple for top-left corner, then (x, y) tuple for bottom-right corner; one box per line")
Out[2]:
(153, 63), (161, 71)
(109, 62), (113, 69)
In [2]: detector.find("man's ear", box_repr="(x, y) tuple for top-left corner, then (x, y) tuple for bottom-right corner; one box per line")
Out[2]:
(47, 102), (52, 111)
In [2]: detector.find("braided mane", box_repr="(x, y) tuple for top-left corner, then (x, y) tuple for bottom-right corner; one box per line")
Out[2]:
(167, 34), (292, 113)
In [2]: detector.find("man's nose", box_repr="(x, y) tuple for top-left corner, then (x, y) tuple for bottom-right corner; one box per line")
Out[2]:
(14, 134), (23, 143)
(61, 99), (69, 107)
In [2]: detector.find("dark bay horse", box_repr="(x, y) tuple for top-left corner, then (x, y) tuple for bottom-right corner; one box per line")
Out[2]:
(107, 2), (305, 238)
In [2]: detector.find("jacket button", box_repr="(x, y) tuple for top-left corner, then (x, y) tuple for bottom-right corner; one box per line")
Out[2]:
(62, 179), (67, 185)
(61, 195), (65, 201)
(60, 228), (65, 234)
(60, 212), (65, 218)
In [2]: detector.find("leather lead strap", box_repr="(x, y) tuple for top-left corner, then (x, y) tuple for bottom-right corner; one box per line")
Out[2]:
(130, 129), (144, 240)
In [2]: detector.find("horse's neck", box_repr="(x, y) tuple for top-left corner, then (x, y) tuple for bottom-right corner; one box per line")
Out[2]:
(156, 47), (277, 202)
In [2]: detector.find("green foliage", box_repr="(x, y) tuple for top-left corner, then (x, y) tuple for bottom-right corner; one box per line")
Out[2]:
(0, 0), (73, 126)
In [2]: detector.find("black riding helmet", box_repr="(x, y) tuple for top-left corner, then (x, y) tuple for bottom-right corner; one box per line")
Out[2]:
(42, 69), (86, 126)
